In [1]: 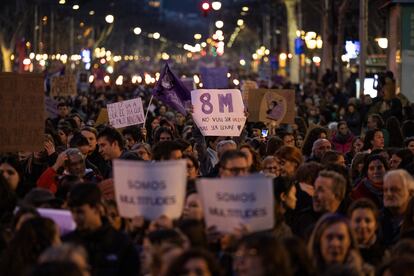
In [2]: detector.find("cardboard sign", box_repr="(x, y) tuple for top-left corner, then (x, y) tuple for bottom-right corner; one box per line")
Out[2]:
(50, 75), (77, 97)
(0, 73), (44, 152)
(247, 89), (295, 124)
(241, 80), (258, 105)
(113, 159), (187, 220)
(37, 208), (76, 236)
(95, 108), (108, 126)
(191, 89), (246, 136)
(199, 67), (229, 89)
(107, 98), (145, 128)
(45, 96), (59, 119)
(197, 174), (274, 233)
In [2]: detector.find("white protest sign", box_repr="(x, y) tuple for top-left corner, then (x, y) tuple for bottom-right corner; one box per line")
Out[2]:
(197, 174), (274, 233)
(37, 208), (76, 236)
(191, 89), (246, 136)
(107, 98), (145, 128)
(113, 159), (187, 220)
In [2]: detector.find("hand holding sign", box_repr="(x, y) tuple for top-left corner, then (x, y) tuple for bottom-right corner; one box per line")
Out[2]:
(191, 89), (246, 136)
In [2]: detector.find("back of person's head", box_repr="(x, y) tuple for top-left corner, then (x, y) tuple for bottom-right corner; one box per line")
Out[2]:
(152, 140), (182, 161)
(391, 239), (414, 258)
(176, 219), (207, 249)
(69, 132), (89, 148)
(236, 232), (292, 276)
(295, 161), (324, 185)
(302, 127), (328, 156)
(282, 237), (315, 276)
(6, 217), (59, 271)
(122, 125), (142, 142)
(377, 256), (414, 276)
(0, 174), (17, 223)
(30, 261), (83, 276)
(266, 136), (284, 155)
(219, 150), (247, 168)
(147, 228), (187, 248)
(402, 121), (414, 138)
(97, 126), (124, 149)
(164, 248), (223, 276)
(39, 243), (89, 271)
(68, 183), (101, 208)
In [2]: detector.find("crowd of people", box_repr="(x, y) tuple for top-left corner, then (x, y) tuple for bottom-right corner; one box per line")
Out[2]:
(2, 70), (414, 276)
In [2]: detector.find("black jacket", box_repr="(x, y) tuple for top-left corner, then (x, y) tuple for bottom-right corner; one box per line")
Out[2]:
(63, 222), (140, 276)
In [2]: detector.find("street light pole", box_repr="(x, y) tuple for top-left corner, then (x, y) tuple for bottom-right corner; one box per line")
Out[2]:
(359, 0), (368, 99)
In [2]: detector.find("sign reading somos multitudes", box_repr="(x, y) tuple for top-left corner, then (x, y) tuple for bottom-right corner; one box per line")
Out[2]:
(107, 98), (145, 128)
(113, 159), (187, 220)
(191, 89), (246, 136)
(197, 174), (274, 233)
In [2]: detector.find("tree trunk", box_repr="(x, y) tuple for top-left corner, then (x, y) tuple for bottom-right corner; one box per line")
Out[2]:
(0, 33), (12, 72)
(336, 0), (351, 88)
(320, 0), (333, 80)
(284, 0), (300, 83)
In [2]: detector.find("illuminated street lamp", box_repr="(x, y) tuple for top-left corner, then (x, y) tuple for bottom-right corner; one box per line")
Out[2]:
(212, 1), (222, 10)
(215, 20), (224, 29)
(105, 14), (114, 24)
(153, 32), (161, 39)
(72, 4), (79, 10)
(375, 38), (388, 49)
(133, 27), (142, 35)
(194, 33), (202, 40)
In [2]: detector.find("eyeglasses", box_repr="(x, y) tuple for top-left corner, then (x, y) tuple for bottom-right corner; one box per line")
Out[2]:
(222, 166), (249, 174)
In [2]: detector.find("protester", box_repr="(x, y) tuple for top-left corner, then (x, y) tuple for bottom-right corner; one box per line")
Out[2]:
(348, 199), (386, 266)
(308, 214), (371, 275)
(63, 184), (140, 276)
(0, 217), (61, 276)
(380, 170), (414, 246)
(351, 154), (389, 208)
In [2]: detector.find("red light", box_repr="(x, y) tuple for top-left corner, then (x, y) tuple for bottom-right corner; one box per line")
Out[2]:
(202, 2), (210, 10)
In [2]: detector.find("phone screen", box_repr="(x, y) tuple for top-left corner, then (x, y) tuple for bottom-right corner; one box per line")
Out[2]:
(261, 129), (268, 137)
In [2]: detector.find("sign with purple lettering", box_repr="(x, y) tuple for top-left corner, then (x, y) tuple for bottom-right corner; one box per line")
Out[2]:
(191, 89), (246, 136)
(113, 159), (187, 220)
(107, 98), (145, 129)
(197, 174), (274, 233)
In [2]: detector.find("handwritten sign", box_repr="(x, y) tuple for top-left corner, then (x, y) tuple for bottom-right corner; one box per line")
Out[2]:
(247, 89), (295, 124)
(199, 67), (229, 89)
(197, 174), (274, 233)
(191, 89), (246, 136)
(113, 159), (187, 220)
(50, 75), (77, 97)
(107, 98), (145, 128)
(0, 73), (44, 152)
(37, 208), (76, 236)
